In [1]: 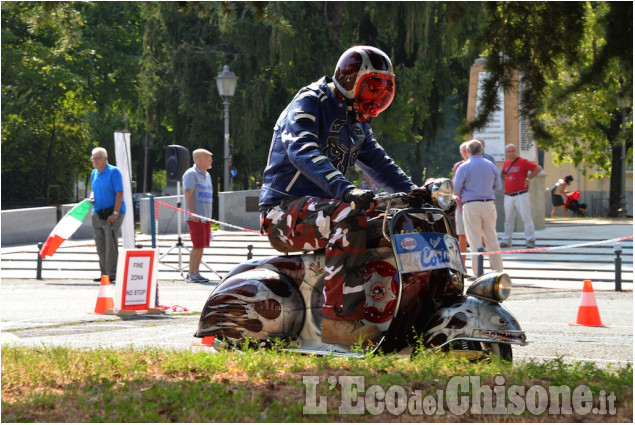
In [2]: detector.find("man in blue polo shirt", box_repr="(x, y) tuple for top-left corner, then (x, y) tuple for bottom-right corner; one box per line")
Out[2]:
(453, 140), (504, 277)
(90, 147), (126, 283)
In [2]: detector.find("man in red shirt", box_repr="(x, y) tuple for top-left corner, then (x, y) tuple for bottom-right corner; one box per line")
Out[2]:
(500, 144), (543, 249)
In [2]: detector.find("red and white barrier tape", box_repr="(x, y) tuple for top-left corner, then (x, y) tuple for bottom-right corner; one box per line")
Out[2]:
(154, 200), (261, 234)
(154, 200), (632, 256)
(461, 235), (633, 257)
(158, 304), (189, 312)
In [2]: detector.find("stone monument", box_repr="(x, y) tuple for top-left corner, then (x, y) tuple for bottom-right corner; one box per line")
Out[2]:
(466, 57), (545, 231)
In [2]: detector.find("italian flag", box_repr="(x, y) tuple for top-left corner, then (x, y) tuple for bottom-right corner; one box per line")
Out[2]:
(39, 200), (93, 259)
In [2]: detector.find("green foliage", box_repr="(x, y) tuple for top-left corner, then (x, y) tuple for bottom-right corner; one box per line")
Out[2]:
(1, 1), (143, 208)
(152, 170), (166, 194)
(539, 2), (632, 176)
(1, 2), (92, 206)
(136, 1), (483, 189)
(465, 2), (587, 138)
(2, 345), (632, 422)
(536, 2), (632, 216)
(3, 1), (630, 211)
(464, 1), (632, 217)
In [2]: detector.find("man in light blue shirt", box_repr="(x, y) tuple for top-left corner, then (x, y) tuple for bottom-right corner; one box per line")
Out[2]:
(183, 149), (214, 283)
(453, 140), (503, 277)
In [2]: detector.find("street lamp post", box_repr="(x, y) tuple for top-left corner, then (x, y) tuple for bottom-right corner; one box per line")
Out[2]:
(215, 65), (238, 192)
(141, 134), (153, 193)
(616, 90), (629, 218)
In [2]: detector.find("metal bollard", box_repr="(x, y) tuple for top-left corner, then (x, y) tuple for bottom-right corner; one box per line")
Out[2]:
(247, 244), (253, 260)
(614, 242), (622, 292)
(149, 195), (157, 249)
(476, 246), (486, 277)
(36, 242), (43, 280)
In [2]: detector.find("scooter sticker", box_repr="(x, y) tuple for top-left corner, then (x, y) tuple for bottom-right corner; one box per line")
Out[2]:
(393, 232), (466, 274)
(364, 260), (398, 324)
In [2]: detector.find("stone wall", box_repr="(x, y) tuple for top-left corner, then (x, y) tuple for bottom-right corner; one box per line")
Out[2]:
(1, 206), (59, 246)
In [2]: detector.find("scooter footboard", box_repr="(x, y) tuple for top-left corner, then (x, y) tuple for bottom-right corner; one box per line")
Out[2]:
(422, 296), (527, 349)
(195, 267), (305, 343)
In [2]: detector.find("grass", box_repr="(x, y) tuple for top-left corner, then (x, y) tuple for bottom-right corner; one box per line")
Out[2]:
(1, 344), (632, 422)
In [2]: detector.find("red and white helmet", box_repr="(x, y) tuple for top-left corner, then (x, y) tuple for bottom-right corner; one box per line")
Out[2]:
(333, 46), (395, 122)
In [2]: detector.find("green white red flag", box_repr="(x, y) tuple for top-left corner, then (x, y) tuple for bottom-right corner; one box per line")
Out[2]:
(39, 200), (92, 259)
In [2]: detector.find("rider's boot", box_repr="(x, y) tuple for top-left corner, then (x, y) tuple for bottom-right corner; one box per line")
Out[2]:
(321, 318), (381, 346)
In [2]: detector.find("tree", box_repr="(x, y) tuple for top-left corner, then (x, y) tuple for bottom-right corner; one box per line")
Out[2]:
(338, 2), (486, 183)
(467, 1), (632, 217)
(137, 1), (487, 200)
(1, 1), (144, 207)
(137, 1), (299, 219)
(1, 2), (94, 207)
(539, 2), (632, 216)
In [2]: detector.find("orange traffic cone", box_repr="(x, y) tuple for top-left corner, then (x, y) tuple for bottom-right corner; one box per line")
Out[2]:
(94, 275), (115, 314)
(570, 280), (606, 327)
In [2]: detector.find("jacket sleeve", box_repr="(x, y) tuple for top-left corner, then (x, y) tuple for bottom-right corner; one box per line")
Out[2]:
(282, 92), (355, 199)
(356, 128), (416, 194)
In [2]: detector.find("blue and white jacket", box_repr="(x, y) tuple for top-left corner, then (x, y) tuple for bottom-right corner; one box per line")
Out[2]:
(259, 77), (415, 209)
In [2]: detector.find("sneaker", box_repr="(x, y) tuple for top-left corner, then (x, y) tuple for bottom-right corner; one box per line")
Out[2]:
(186, 273), (209, 283)
(499, 241), (511, 248)
(93, 277), (102, 282)
(321, 318), (381, 346)
(526, 240), (535, 249)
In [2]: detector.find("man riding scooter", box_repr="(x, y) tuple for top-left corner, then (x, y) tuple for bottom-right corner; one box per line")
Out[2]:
(259, 45), (424, 346)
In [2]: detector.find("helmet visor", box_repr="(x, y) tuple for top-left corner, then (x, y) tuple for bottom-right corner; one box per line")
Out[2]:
(354, 75), (395, 119)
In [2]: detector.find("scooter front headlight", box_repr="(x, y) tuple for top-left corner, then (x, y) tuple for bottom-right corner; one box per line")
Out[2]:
(466, 271), (512, 302)
(495, 273), (512, 300)
(430, 178), (454, 210)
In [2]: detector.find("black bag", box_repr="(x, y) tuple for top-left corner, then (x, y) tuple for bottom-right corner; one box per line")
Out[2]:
(97, 207), (114, 220)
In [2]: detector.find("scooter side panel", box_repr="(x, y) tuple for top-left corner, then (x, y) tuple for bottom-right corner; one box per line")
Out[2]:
(195, 267), (305, 343)
(422, 296), (527, 348)
(223, 256), (305, 287)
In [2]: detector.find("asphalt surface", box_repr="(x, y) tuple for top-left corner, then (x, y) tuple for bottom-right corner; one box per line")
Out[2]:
(1, 218), (632, 367)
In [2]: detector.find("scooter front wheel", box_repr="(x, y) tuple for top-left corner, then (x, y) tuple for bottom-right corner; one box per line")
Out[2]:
(490, 343), (513, 362)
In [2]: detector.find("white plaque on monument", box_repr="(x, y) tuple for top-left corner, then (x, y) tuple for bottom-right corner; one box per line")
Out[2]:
(473, 72), (505, 161)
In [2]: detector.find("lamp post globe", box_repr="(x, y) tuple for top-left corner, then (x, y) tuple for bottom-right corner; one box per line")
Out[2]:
(215, 65), (238, 192)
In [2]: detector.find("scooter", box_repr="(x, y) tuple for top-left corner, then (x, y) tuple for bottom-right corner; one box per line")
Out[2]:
(195, 178), (527, 361)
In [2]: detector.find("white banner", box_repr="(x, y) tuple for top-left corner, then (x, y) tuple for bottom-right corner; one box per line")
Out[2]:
(114, 131), (135, 249)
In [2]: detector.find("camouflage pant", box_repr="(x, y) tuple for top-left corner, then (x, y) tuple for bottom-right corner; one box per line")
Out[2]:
(260, 196), (367, 320)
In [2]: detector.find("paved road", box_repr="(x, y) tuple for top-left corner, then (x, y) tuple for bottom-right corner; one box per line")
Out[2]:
(1, 279), (631, 368)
